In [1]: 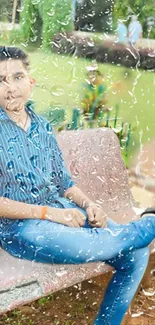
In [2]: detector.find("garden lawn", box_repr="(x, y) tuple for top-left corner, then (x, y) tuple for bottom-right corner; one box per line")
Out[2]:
(0, 39), (154, 162)
(30, 50), (155, 162)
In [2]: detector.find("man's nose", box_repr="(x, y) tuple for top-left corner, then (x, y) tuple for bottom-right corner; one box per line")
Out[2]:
(5, 78), (17, 94)
(6, 89), (13, 98)
(5, 87), (18, 100)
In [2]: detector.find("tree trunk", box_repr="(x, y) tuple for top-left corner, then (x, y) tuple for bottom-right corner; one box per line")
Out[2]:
(12, 0), (18, 25)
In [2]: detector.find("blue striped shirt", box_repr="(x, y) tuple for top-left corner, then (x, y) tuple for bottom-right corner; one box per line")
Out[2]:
(0, 102), (76, 227)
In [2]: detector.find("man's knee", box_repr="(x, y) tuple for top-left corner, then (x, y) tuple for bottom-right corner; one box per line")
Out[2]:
(123, 247), (149, 272)
(110, 247), (149, 272)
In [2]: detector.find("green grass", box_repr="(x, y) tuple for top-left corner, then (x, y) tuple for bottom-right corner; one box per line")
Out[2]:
(30, 50), (155, 162)
(0, 36), (154, 163)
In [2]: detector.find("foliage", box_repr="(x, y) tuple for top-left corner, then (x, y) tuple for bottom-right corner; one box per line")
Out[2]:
(19, 0), (72, 49)
(42, 0), (72, 49)
(0, 0), (14, 22)
(75, 0), (115, 33)
(113, 0), (155, 38)
(9, 28), (24, 44)
(20, 0), (41, 44)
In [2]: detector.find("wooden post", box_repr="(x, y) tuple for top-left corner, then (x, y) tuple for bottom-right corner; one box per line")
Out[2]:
(12, 0), (18, 26)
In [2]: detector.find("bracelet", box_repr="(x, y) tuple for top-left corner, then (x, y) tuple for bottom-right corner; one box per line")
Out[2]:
(41, 206), (48, 220)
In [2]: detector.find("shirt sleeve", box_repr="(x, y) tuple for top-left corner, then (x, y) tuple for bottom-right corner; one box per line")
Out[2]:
(47, 122), (76, 196)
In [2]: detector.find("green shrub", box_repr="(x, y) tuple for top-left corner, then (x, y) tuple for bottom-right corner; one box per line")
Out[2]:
(20, 0), (39, 43)
(0, 0), (13, 22)
(52, 33), (155, 70)
(20, 0), (72, 50)
(42, 0), (72, 49)
(9, 28), (24, 44)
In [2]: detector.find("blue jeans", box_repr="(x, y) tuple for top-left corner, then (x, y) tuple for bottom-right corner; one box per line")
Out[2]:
(1, 208), (155, 325)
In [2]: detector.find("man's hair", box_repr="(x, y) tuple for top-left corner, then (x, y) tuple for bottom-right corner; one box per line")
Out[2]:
(0, 46), (29, 70)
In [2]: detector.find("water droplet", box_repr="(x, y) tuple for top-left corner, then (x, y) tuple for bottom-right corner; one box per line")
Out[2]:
(46, 123), (53, 134)
(36, 236), (44, 241)
(56, 269), (67, 277)
(31, 187), (39, 198)
(28, 172), (36, 185)
(105, 227), (123, 237)
(30, 155), (38, 168)
(131, 311), (144, 318)
(64, 215), (73, 222)
(8, 136), (18, 143)
(7, 161), (14, 171)
(142, 288), (155, 297)
(5, 182), (11, 191)
(92, 155), (99, 162)
(19, 182), (27, 192)
(8, 146), (14, 154)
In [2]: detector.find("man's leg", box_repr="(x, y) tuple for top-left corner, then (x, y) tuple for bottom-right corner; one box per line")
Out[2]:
(1, 215), (155, 263)
(94, 246), (149, 325)
(0, 216), (154, 325)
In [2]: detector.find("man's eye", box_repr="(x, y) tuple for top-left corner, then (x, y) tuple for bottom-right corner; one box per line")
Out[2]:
(16, 75), (23, 80)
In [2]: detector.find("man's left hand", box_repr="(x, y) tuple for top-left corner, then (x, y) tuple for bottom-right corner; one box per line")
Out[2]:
(86, 203), (107, 228)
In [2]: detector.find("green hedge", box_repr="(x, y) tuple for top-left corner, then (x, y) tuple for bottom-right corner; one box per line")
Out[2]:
(52, 32), (155, 70)
(18, 0), (72, 49)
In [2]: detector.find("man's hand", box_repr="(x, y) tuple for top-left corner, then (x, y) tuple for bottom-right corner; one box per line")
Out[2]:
(86, 204), (107, 228)
(46, 207), (86, 228)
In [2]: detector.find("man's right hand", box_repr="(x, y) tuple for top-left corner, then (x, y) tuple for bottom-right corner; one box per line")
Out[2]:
(45, 207), (86, 228)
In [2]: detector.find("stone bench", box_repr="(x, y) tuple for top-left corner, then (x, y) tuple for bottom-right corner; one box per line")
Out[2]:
(0, 128), (143, 314)
(129, 137), (155, 195)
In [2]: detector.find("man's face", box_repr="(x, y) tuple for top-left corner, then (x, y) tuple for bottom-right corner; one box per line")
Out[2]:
(0, 59), (35, 112)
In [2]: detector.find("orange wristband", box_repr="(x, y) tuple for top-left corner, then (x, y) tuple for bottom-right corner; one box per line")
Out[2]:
(41, 206), (48, 220)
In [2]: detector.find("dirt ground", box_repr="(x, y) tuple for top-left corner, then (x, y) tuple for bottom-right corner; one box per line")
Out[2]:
(0, 254), (155, 325)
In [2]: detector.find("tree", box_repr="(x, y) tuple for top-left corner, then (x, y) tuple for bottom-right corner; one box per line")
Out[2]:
(75, 0), (115, 33)
(113, 0), (155, 37)
(12, 0), (18, 25)
(20, 0), (73, 49)
(0, 0), (14, 22)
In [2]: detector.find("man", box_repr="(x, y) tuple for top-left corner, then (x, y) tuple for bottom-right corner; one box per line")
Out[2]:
(128, 15), (143, 46)
(0, 46), (155, 325)
(116, 19), (128, 44)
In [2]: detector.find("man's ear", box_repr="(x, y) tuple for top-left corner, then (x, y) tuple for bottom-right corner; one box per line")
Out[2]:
(29, 76), (36, 88)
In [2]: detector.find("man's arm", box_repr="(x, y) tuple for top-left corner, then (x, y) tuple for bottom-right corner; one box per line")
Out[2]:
(64, 185), (95, 209)
(0, 196), (87, 228)
(0, 197), (42, 219)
